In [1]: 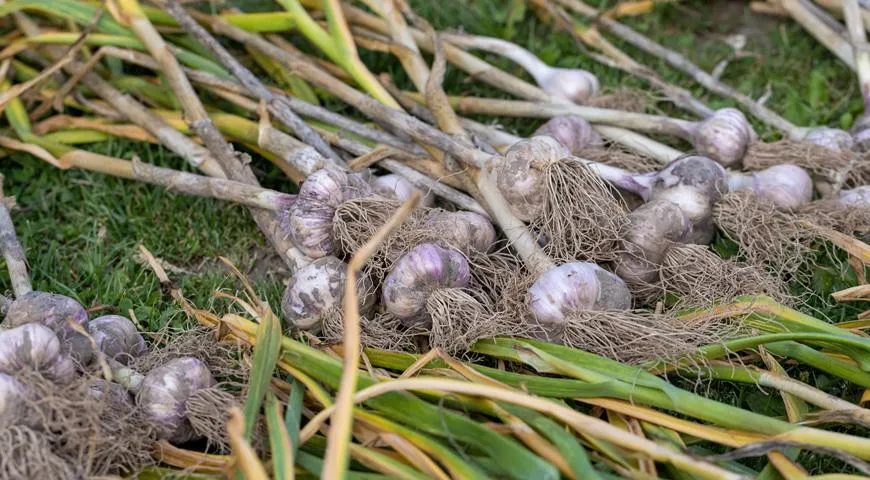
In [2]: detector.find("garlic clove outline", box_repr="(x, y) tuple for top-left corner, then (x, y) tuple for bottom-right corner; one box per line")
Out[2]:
(281, 256), (375, 332)
(137, 356), (217, 444)
(382, 244), (470, 327)
(88, 315), (147, 365)
(2, 290), (93, 365)
(0, 323), (75, 381)
(649, 155), (727, 244)
(426, 211), (497, 253)
(496, 136), (571, 221)
(615, 200), (692, 285)
(690, 108), (755, 167)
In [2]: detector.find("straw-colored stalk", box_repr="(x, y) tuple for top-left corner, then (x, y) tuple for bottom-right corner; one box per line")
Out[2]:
(0, 176), (31, 298)
(780, 0), (856, 70)
(844, 0), (870, 112)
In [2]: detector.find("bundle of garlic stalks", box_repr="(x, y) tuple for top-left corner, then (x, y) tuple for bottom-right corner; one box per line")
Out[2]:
(1, 0), (870, 477)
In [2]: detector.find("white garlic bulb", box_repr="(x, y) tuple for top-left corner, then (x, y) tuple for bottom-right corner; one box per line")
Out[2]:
(536, 68), (601, 104)
(615, 200), (691, 285)
(382, 244), (470, 327)
(0, 374), (27, 428)
(137, 356), (216, 443)
(496, 136), (571, 221)
(370, 174), (434, 207)
(690, 108), (755, 167)
(803, 127), (855, 151)
(533, 115), (604, 155)
(727, 164), (814, 210)
(0, 323), (75, 381)
(88, 315), (147, 365)
(2, 291), (92, 365)
(527, 262), (632, 335)
(288, 167), (371, 258)
(427, 211), (497, 253)
(281, 256), (374, 332)
(839, 185), (870, 207)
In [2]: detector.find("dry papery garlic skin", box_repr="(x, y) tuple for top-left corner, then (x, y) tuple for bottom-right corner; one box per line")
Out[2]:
(427, 211), (497, 253)
(497, 135), (571, 221)
(2, 291), (93, 365)
(728, 164), (814, 210)
(803, 127), (855, 151)
(382, 243), (470, 328)
(0, 373), (27, 428)
(137, 356), (216, 444)
(840, 185), (870, 207)
(533, 115), (604, 155)
(288, 167), (372, 258)
(88, 315), (147, 365)
(281, 256), (374, 332)
(615, 200), (691, 285)
(691, 108), (755, 167)
(370, 174), (434, 207)
(649, 155), (727, 244)
(527, 262), (632, 332)
(0, 323), (75, 381)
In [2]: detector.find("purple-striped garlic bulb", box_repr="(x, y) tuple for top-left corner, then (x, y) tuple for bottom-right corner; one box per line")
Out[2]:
(88, 315), (147, 365)
(532, 115), (604, 155)
(615, 200), (691, 285)
(287, 167), (371, 258)
(2, 291), (92, 364)
(690, 108), (755, 167)
(0, 374), (27, 428)
(496, 136), (571, 221)
(426, 211), (497, 253)
(382, 244), (470, 328)
(727, 164), (814, 210)
(803, 127), (855, 151)
(370, 174), (434, 207)
(527, 262), (632, 337)
(0, 323), (75, 381)
(281, 256), (374, 332)
(137, 357), (216, 443)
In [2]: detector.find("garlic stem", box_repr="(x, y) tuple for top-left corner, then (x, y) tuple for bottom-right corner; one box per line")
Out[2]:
(0, 178), (32, 298)
(781, 0), (856, 70)
(844, 0), (870, 110)
(592, 125), (683, 164)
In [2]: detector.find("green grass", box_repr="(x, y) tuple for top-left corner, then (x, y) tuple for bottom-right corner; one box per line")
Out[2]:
(0, 0), (868, 473)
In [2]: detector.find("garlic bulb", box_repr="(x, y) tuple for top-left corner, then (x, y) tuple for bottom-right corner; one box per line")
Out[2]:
(88, 378), (133, 408)
(426, 211), (497, 253)
(853, 116), (870, 153)
(0, 374), (27, 428)
(536, 68), (601, 104)
(690, 108), (755, 167)
(88, 315), (147, 365)
(527, 262), (632, 334)
(803, 127), (854, 151)
(2, 291), (92, 364)
(0, 324), (75, 381)
(281, 256), (374, 332)
(497, 136), (571, 221)
(648, 155), (728, 244)
(137, 356), (216, 443)
(727, 164), (814, 209)
(839, 185), (870, 207)
(288, 167), (371, 258)
(533, 115), (604, 154)
(370, 174), (433, 207)
(615, 200), (691, 285)
(382, 244), (470, 327)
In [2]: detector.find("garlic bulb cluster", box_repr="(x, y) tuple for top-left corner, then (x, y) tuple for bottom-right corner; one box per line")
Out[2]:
(288, 167), (371, 258)
(496, 136), (571, 221)
(88, 315), (147, 365)
(527, 262), (632, 335)
(137, 356), (216, 443)
(690, 108), (755, 167)
(382, 244), (470, 327)
(0, 323), (75, 381)
(370, 174), (433, 207)
(281, 256), (374, 332)
(0, 373), (27, 428)
(426, 211), (497, 253)
(615, 200), (691, 285)
(2, 291), (92, 364)
(803, 127), (855, 151)
(532, 115), (604, 155)
(727, 164), (814, 210)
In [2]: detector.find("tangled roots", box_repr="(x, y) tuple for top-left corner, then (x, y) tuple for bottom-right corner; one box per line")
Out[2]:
(562, 311), (737, 364)
(800, 200), (870, 237)
(632, 244), (789, 309)
(134, 326), (248, 387)
(12, 369), (154, 476)
(577, 147), (661, 174)
(743, 140), (870, 188)
(185, 387), (238, 453)
(533, 159), (628, 263)
(0, 426), (80, 479)
(586, 88), (648, 113)
(320, 309), (419, 352)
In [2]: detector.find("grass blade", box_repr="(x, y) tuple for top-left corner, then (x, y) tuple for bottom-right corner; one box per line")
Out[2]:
(265, 393), (294, 480)
(241, 305), (282, 440)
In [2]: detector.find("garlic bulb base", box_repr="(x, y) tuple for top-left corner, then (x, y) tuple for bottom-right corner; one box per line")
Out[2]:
(497, 136), (570, 221)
